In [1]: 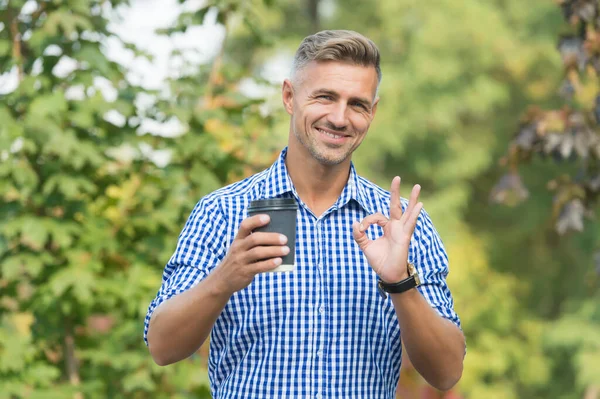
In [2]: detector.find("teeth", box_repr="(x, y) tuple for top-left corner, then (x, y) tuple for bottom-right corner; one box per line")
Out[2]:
(318, 128), (343, 139)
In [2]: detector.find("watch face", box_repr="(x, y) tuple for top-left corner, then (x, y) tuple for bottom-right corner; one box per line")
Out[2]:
(408, 263), (417, 276)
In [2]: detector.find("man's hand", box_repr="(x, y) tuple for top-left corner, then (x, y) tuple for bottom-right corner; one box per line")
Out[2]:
(352, 176), (423, 283)
(213, 214), (290, 294)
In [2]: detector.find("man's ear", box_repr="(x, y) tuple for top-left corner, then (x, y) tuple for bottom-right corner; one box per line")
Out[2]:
(282, 79), (294, 115)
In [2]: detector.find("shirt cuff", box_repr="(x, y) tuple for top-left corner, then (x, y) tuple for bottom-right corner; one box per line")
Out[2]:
(143, 266), (207, 346)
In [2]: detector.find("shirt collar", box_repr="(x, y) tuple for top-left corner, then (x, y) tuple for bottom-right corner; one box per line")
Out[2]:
(261, 147), (376, 215)
(336, 162), (376, 214)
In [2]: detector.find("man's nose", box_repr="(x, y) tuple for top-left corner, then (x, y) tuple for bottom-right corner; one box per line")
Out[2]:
(326, 102), (348, 130)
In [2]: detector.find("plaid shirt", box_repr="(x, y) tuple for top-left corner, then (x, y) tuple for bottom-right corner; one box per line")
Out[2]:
(144, 147), (461, 399)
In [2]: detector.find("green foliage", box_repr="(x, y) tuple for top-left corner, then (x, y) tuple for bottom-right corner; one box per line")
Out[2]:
(2, 0), (598, 398)
(0, 0), (276, 397)
(256, 0), (598, 397)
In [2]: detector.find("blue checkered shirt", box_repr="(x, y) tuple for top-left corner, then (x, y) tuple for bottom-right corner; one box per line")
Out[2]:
(145, 147), (461, 399)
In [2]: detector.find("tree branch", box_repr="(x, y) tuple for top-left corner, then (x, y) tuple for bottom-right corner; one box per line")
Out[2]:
(30, 1), (47, 25)
(202, 12), (229, 108)
(307, 0), (320, 32)
(8, 8), (23, 81)
(64, 319), (83, 399)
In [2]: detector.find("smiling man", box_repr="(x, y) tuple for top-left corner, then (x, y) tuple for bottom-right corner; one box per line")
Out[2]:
(144, 30), (466, 399)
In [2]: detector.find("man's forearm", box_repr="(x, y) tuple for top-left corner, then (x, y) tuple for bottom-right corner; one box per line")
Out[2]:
(391, 289), (465, 391)
(147, 271), (232, 366)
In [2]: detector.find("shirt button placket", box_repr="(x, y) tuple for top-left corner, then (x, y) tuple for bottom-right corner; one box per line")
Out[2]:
(315, 219), (325, 398)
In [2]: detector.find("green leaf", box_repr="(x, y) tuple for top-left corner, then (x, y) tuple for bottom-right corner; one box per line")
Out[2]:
(23, 363), (61, 386)
(20, 217), (49, 251)
(28, 92), (68, 120)
(47, 263), (95, 304)
(43, 9), (94, 38)
(77, 43), (113, 78)
(42, 174), (97, 199)
(1, 253), (51, 281)
(0, 40), (10, 57)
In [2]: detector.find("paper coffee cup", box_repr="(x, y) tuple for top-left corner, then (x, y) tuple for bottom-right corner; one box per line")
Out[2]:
(247, 198), (298, 272)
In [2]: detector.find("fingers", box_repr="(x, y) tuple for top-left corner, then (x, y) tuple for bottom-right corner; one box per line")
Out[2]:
(353, 212), (388, 248)
(359, 213), (389, 231)
(252, 257), (285, 273)
(390, 177), (422, 222)
(236, 214), (271, 239)
(240, 231), (287, 251)
(389, 176), (402, 220)
(245, 244), (290, 263)
(402, 184), (421, 222)
(405, 201), (424, 233)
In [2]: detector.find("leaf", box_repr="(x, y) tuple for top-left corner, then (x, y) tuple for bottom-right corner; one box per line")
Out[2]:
(11, 313), (34, 337)
(28, 92), (68, 120)
(47, 263), (95, 306)
(42, 174), (97, 199)
(20, 217), (49, 251)
(555, 199), (586, 235)
(0, 40), (10, 57)
(77, 43), (112, 77)
(43, 8), (94, 39)
(489, 173), (529, 206)
(23, 363), (61, 387)
(1, 253), (51, 281)
(513, 123), (539, 151)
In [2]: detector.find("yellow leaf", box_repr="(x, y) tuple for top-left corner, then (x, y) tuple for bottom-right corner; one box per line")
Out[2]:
(105, 206), (120, 223)
(204, 118), (224, 133)
(106, 185), (121, 198)
(12, 312), (34, 337)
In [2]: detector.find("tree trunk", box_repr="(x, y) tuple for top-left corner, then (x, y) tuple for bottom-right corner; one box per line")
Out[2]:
(65, 319), (83, 399)
(307, 0), (320, 32)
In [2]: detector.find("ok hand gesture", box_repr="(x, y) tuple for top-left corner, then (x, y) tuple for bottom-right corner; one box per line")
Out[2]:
(352, 177), (423, 283)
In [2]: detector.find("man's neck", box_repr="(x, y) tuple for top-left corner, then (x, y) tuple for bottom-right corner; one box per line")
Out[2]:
(285, 142), (351, 217)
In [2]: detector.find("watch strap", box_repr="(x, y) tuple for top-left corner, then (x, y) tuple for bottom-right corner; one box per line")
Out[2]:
(377, 275), (419, 299)
(376, 263), (421, 299)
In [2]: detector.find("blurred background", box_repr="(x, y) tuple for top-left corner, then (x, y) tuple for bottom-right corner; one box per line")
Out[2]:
(1, 0), (599, 398)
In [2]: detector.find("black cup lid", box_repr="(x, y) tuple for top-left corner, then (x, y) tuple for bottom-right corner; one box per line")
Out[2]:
(248, 198), (298, 209)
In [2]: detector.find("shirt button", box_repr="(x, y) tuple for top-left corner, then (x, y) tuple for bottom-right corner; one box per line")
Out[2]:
(316, 394), (322, 399)
(319, 306), (325, 314)
(317, 350), (323, 357)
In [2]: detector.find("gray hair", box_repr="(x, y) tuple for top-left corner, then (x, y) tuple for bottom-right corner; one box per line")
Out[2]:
(291, 30), (382, 87)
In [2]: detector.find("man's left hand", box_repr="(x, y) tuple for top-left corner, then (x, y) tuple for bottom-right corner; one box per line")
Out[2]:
(352, 176), (423, 283)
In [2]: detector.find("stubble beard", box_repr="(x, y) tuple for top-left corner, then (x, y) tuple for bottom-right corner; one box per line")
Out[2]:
(293, 125), (354, 166)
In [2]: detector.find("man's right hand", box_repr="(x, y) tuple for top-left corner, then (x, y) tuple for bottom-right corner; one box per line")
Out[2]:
(213, 214), (290, 294)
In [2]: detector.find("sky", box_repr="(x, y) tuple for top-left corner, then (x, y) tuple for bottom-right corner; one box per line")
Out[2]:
(0, 0), (223, 93)
(0, 0), (292, 135)
(106, 0), (224, 90)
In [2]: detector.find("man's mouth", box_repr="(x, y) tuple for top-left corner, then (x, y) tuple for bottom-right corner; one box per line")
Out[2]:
(315, 127), (347, 139)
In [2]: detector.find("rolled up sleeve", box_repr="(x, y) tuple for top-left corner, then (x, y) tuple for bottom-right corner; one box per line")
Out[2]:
(413, 209), (462, 330)
(144, 196), (228, 345)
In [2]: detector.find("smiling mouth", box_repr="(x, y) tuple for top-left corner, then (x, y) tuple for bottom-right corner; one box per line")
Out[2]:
(315, 127), (348, 139)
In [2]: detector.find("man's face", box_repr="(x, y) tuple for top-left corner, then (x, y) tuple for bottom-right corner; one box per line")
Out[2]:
(282, 61), (379, 166)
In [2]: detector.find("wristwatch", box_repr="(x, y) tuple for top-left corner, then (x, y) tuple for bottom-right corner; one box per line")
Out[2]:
(377, 263), (421, 299)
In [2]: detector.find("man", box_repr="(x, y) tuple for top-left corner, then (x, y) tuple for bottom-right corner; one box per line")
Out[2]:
(145, 30), (466, 398)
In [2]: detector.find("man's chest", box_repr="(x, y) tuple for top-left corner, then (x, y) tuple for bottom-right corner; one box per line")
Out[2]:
(222, 210), (393, 332)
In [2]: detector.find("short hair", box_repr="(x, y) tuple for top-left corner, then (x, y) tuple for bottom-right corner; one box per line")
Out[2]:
(291, 30), (382, 86)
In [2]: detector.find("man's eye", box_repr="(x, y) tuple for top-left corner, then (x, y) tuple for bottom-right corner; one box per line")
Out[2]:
(317, 95), (333, 100)
(352, 102), (367, 110)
